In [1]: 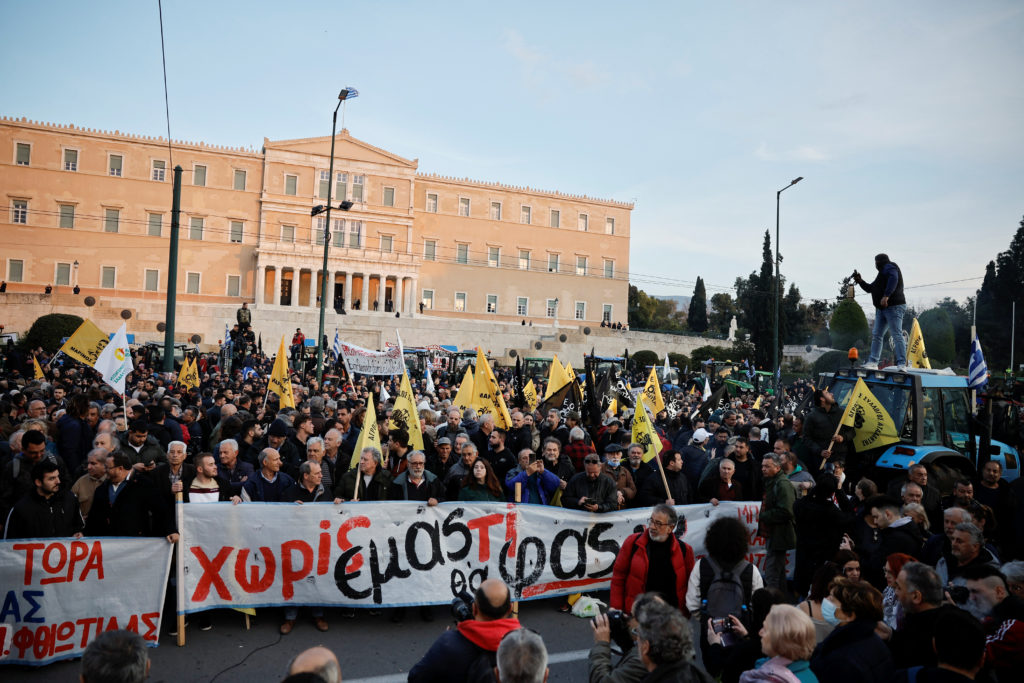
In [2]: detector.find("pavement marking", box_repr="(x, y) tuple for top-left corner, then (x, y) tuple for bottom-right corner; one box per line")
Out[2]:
(343, 648), (591, 683)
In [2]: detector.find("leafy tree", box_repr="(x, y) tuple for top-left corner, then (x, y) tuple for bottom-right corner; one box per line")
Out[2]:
(23, 313), (85, 353)
(631, 350), (660, 370)
(934, 297), (972, 366)
(708, 292), (738, 337)
(829, 299), (871, 350)
(628, 285), (686, 332)
(667, 352), (690, 370)
(812, 350), (852, 375)
(687, 278), (708, 333)
(917, 308), (955, 366)
(690, 345), (727, 365)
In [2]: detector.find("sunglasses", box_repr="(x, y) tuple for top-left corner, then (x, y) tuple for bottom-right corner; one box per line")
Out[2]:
(584, 458), (601, 465)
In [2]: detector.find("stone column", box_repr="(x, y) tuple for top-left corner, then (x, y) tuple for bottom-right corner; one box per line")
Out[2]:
(361, 273), (369, 312)
(377, 275), (386, 313)
(308, 270), (317, 308)
(410, 276), (418, 314)
(344, 271), (353, 308)
(257, 266), (267, 305)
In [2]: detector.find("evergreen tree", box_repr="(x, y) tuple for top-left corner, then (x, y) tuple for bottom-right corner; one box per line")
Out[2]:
(687, 277), (708, 333)
(736, 230), (776, 369)
(708, 293), (738, 336)
(976, 217), (1024, 370)
(830, 299), (871, 350)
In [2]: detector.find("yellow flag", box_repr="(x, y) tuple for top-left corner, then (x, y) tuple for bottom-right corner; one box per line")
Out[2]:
(472, 348), (512, 429)
(33, 355), (44, 380)
(351, 396), (382, 471)
(176, 358), (191, 387)
(453, 367), (475, 413)
(609, 398), (618, 415)
(640, 367), (665, 414)
(908, 318), (931, 369)
(753, 395), (762, 410)
(545, 355), (572, 399)
(269, 337), (296, 409)
(390, 371), (425, 450)
(185, 357), (200, 390)
(839, 378), (901, 452)
(631, 400), (663, 463)
(523, 379), (538, 413)
(58, 319), (110, 367)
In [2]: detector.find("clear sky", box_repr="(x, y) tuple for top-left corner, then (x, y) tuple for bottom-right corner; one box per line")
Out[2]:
(4, 1), (1022, 313)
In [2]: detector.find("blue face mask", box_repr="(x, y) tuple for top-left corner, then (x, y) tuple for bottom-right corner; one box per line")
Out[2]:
(606, 459), (621, 468)
(821, 598), (841, 626)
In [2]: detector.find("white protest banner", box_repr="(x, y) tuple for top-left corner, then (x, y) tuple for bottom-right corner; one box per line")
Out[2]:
(0, 538), (173, 666)
(339, 341), (405, 377)
(180, 501), (773, 611)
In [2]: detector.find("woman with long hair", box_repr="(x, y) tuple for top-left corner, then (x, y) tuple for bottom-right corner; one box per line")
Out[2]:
(458, 458), (503, 502)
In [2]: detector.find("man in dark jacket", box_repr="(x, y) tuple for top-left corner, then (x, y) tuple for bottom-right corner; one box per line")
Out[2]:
(758, 452), (796, 591)
(802, 389), (853, 474)
(118, 420), (165, 468)
(282, 461), (330, 503)
(889, 561), (963, 668)
(238, 448), (295, 503)
(408, 579), (520, 682)
(638, 449), (690, 507)
(4, 459), (84, 538)
(85, 452), (178, 542)
(389, 451), (443, 504)
(564, 454), (619, 512)
(853, 253), (907, 368)
(335, 446), (391, 501)
(864, 495), (923, 588)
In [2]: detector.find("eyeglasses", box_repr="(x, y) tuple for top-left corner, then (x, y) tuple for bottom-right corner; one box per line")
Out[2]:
(648, 518), (672, 528)
(584, 458), (601, 465)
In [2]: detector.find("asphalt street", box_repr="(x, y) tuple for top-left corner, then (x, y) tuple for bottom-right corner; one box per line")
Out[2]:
(4, 598), (604, 682)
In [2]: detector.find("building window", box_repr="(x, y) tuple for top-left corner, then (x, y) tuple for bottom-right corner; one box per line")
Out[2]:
(383, 187), (395, 207)
(281, 225), (295, 242)
(108, 154), (123, 177)
(603, 304), (613, 323)
(490, 202), (502, 220)
(55, 262), (71, 286)
(352, 175), (364, 202)
(521, 206), (531, 224)
(606, 217), (615, 235)
(8, 259), (24, 282)
(152, 160), (166, 182)
(332, 219), (345, 247)
(15, 142), (31, 166)
(458, 197), (470, 217)
(488, 246), (500, 268)
(578, 213), (589, 232)
(486, 294), (498, 313)
(456, 243), (469, 264)
(63, 149), (78, 172)
(422, 289), (434, 310)
(336, 172), (347, 200)
(11, 200), (28, 225)
(319, 170), (330, 200)
(380, 235), (393, 253)
(145, 269), (159, 292)
(517, 297), (528, 316)
(576, 256), (588, 276)
(284, 174), (297, 196)
(186, 272), (201, 294)
(193, 164), (207, 187)
(230, 221), (243, 243)
(148, 213), (162, 237)
(315, 217), (327, 245)
(348, 220), (362, 248)
(58, 204), (75, 229)
(546, 299), (558, 318)
(104, 208), (119, 233)
(189, 216), (204, 241)
(519, 250), (530, 270)
(603, 259), (614, 279)
(227, 275), (241, 297)
(547, 253), (559, 273)
(233, 169), (246, 191)
(426, 193), (438, 213)
(101, 266), (116, 289)
(454, 291), (467, 312)
(424, 239), (436, 261)
(575, 301), (586, 320)
(550, 209), (560, 228)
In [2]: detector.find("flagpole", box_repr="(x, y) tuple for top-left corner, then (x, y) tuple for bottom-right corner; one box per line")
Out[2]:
(970, 323), (978, 416)
(175, 491), (186, 646)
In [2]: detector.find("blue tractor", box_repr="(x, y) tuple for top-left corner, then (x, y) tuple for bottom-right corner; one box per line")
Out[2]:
(819, 367), (1019, 492)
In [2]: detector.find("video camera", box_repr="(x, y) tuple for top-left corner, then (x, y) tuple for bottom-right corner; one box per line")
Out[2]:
(450, 588), (475, 622)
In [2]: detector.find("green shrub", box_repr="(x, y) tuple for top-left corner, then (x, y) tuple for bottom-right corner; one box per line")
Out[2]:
(630, 350), (660, 371)
(830, 300), (870, 350)
(23, 313), (85, 353)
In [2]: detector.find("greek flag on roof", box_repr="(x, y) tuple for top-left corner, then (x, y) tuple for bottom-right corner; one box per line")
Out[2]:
(968, 331), (988, 391)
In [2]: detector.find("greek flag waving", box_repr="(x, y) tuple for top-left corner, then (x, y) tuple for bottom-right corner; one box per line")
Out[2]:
(968, 331), (988, 393)
(332, 329), (341, 361)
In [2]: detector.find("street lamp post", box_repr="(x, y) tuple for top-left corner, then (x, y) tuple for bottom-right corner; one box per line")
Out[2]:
(315, 87), (359, 384)
(773, 176), (803, 396)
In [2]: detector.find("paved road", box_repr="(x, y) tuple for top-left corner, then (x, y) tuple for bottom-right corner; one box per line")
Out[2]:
(5, 599), (602, 682)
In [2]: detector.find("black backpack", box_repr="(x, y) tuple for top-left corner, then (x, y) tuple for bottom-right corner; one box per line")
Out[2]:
(698, 556), (754, 625)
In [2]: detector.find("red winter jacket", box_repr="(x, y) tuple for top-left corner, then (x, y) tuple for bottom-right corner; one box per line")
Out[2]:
(610, 530), (695, 616)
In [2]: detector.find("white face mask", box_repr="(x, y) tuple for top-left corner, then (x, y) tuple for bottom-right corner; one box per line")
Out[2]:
(821, 598), (841, 626)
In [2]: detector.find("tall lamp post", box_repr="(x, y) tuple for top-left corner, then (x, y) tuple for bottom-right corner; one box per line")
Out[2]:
(773, 176), (803, 396)
(315, 87), (359, 384)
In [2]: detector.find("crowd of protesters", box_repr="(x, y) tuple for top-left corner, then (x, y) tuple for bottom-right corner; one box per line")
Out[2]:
(2, 337), (1024, 683)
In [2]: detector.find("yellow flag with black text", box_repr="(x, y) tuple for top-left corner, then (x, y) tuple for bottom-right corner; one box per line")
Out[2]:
(641, 367), (665, 414)
(390, 371), (425, 450)
(523, 379), (538, 413)
(269, 337), (296, 409)
(350, 396), (382, 471)
(632, 400), (663, 463)
(545, 355), (572, 399)
(58, 318), (110, 367)
(908, 318), (931, 369)
(839, 378), (901, 452)
(33, 355), (44, 380)
(453, 367), (475, 413)
(472, 348), (512, 429)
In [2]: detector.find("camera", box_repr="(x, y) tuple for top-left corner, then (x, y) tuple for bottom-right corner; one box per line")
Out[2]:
(450, 588), (474, 622)
(597, 607), (635, 653)
(711, 617), (733, 634)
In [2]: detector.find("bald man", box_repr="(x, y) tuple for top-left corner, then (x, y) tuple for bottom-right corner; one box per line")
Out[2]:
(287, 646), (341, 683)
